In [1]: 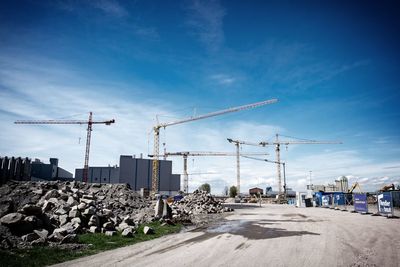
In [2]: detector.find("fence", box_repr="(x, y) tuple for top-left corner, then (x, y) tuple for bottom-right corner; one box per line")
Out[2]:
(0, 156), (31, 185)
(314, 191), (400, 218)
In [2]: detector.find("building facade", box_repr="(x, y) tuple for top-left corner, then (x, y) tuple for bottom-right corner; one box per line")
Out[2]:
(249, 187), (264, 195)
(75, 155), (181, 195)
(31, 158), (73, 181)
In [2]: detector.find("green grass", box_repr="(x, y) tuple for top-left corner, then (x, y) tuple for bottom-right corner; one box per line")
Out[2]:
(0, 222), (182, 267)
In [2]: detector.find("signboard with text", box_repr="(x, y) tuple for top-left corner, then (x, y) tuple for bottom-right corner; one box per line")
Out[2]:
(353, 193), (368, 213)
(378, 192), (393, 215)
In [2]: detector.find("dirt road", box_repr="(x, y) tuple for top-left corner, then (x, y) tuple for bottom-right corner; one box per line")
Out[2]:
(53, 204), (400, 267)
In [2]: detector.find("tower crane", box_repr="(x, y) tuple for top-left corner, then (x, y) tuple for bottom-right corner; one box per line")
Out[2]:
(241, 155), (287, 200)
(227, 138), (265, 195)
(151, 98), (278, 194)
(150, 151), (268, 194)
(14, 112), (115, 182)
(259, 134), (342, 199)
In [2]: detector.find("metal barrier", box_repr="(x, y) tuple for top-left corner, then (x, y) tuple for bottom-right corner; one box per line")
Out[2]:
(314, 191), (399, 219)
(392, 191), (400, 217)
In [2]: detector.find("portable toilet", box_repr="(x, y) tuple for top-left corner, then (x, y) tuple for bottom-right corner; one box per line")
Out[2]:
(296, 192), (307, 207)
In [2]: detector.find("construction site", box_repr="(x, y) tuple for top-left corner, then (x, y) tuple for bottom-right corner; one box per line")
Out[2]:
(1, 1), (400, 266)
(1, 98), (399, 267)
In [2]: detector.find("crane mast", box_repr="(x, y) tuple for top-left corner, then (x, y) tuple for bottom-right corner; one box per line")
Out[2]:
(259, 134), (342, 199)
(151, 98), (278, 194)
(15, 112), (115, 182)
(152, 151), (268, 194)
(227, 138), (264, 195)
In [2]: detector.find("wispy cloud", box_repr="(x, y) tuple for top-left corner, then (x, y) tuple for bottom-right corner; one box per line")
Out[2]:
(184, 0), (226, 52)
(0, 54), (398, 194)
(209, 74), (236, 85)
(55, 0), (129, 17)
(91, 0), (128, 17)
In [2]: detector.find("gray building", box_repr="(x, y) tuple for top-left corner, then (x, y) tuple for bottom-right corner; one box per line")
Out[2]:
(31, 158), (73, 181)
(75, 155), (180, 195)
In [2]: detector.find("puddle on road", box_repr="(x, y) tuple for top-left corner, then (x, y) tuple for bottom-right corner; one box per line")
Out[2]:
(203, 220), (320, 240)
(146, 214), (320, 256)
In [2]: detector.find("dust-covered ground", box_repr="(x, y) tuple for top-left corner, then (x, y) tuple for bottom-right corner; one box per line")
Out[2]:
(52, 204), (400, 267)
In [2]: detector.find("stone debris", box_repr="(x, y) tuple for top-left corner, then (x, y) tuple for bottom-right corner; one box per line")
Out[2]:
(168, 190), (233, 222)
(0, 181), (152, 248)
(0, 181), (233, 249)
(143, 226), (154, 235)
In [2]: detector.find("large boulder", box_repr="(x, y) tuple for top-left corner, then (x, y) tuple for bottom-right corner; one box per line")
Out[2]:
(0, 213), (24, 225)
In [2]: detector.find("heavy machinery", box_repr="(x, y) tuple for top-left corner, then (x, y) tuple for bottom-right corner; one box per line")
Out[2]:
(14, 112), (115, 182)
(380, 183), (395, 192)
(150, 98), (278, 194)
(348, 182), (362, 193)
(259, 134), (342, 201)
(150, 151), (268, 194)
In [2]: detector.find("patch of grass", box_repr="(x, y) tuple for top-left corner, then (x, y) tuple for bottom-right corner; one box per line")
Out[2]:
(0, 222), (182, 267)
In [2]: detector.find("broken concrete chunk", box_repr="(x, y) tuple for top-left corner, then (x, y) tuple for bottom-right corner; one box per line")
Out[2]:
(77, 203), (87, 211)
(105, 231), (116, 236)
(89, 226), (99, 233)
(22, 232), (40, 242)
(0, 213), (24, 225)
(143, 226), (154, 235)
(61, 234), (78, 244)
(83, 206), (96, 216)
(21, 204), (42, 216)
(33, 229), (49, 239)
(121, 227), (135, 237)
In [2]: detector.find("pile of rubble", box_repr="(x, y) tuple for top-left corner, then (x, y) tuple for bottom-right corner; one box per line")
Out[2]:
(0, 182), (234, 249)
(0, 181), (153, 248)
(169, 190), (233, 222)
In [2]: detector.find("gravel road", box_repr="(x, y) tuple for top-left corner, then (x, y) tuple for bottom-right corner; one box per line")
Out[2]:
(53, 204), (400, 267)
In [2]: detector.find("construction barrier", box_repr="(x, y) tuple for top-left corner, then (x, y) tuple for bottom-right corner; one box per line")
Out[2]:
(353, 193), (368, 213)
(333, 192), (346, 210)
(377, 191), (394, 217)
(392, 191), (400, 217)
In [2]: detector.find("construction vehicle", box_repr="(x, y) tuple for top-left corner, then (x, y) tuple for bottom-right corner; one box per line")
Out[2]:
(348, 182), (362, 193)
(15, 112), (115, 182)
(380, 183), (395, 192)
(150, 98), (278, 194)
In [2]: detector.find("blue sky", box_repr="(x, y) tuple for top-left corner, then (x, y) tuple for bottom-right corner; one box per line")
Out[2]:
(0, 0), (399, 194)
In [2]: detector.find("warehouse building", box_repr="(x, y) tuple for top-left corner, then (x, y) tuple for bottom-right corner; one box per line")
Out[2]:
(31, 158), (73, 181)
(75, 155), (180, 195)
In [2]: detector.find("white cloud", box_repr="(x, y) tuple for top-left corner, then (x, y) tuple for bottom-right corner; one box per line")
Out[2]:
(210, 74), (236, 85)
(91, 0), (128, 17)
(185, 0), (226, 51)
(0, 55), (398, 195)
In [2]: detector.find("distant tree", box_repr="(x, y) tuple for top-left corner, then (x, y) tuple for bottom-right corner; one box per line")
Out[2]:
(199, 183), (211, 193)
(223, 186), (229, 196)
(229, 186), (237, 198)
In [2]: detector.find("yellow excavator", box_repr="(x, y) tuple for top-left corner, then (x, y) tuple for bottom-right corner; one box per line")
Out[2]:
(348, 182), (362, 193)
